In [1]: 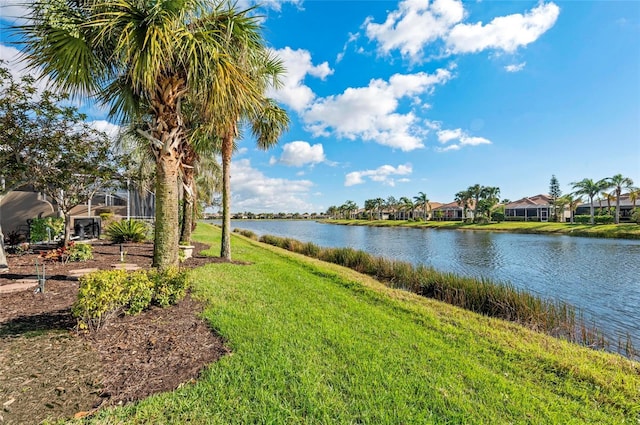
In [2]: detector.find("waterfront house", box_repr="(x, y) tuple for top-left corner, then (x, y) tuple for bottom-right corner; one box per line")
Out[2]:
(504, 194), (558, 222)
(432, 201), (466, 221)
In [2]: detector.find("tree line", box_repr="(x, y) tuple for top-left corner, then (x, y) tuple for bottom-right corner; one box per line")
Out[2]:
(327, 175), (639, 225)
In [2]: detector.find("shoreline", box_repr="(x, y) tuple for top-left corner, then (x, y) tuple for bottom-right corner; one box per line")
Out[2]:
(319, 219), (640, 240)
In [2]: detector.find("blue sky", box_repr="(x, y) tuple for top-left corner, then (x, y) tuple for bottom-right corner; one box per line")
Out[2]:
(1, 0), (639, 214)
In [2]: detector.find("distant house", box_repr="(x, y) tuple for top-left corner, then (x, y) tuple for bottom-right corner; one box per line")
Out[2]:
(504, 194), (557, 222)
(575, 193), (637, 221)
(432, 201), (466, 221)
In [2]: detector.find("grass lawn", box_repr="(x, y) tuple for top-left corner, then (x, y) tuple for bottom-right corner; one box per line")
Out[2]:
(325, 219), (640, 239)
(87, 223), (639, 424)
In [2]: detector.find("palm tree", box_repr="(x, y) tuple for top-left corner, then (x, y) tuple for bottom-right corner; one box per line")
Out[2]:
(414, 191), (429, 220)
(218, 97), (289, 260)
(17, 0), (264, 268)
(571, 178), (606, 224)
(602, 174), (635, 224)
(386, 196), (398, 220)
(399, 197), (413, 220)
(454, 190), (472, 221)
(481, 186), (501, 221)
(363, 199), (376, 220)
(559, 194), (583, 224)
(374, 197), (385, 220)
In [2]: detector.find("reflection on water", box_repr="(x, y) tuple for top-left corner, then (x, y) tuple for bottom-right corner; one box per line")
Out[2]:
(214, 220), (640, 345)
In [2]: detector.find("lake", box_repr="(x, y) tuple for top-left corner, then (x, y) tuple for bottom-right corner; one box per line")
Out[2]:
(213, 219), (640, 347)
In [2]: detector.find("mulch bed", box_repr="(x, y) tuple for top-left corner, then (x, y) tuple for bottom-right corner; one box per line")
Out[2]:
(0, 241), (232, 424)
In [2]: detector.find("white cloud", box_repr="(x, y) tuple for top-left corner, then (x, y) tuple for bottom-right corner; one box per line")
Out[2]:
(435, 127), (491, 150)
(446, 3), (560, 54)
(271, 141), (326, 167)
(345, 163), (412, 187)
(269, 47), (334, 112)
(88, 120), (121, 140)
(437, 128), (463, 143)
(435, 144), (461, 152)
(230, 158), (317, 213)
(505, 62), (526, 72)
(304, 68), (452, 151)
(364, 0), (465, 61)
(460, 136), (491, 146)
(364, 1), (559, 61)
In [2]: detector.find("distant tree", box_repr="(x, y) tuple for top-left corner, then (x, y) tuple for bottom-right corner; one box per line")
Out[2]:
(399, 197), (413, 220)
(364, 199), (376, 220)
(385, 196), (398, 220)
(571, 178), (607, 224)
(414, 191), (429, 220)
(373, 197), (385, 220)
(343, 200), (358, 219)
(454, 189), (472, 221)
(549, 175), (562, 222)
(480, 186), (501, 221)
(602, 174), (635, 224)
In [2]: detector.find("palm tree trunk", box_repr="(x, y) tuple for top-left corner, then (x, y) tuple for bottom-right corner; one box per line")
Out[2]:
(589, 196), (595, 225)
(615, 190), (621, 224)
(153, 154), (181, 268)
(150, 74), (185, 269)
(0, 223), (8, 273)
(179, 177), (194, 244)
(221, 129), (233, 260)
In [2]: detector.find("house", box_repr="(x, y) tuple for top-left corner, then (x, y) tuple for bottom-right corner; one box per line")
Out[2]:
(431, 201), (466, 221)
(504, 194), (559, 222)
(1, 183), (155, 241)
(575, 193), (638, 221)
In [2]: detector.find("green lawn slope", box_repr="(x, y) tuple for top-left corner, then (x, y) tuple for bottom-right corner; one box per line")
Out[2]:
(88, 224), (639, 424)
(323, 219), (640, 239)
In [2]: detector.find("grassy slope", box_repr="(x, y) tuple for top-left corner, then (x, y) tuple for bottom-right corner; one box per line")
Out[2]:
(322, 219), (640, 239)
(89, 224), (639, 424)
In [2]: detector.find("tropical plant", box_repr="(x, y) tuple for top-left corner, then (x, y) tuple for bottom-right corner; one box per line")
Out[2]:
(373, 198), (385, 220)
(398, 197), (413, 220)
(602, 174), (635, 224)
(454, 189), (472, 221)
(414, 191), (429, 220)
(571, 178), (607, 224)
(106, 219), (149, 243)
(558, 194), (583, 224)
(17, 0), (265, 268)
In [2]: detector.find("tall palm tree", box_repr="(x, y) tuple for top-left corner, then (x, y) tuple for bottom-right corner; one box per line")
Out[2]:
(481, 186), (501, 221)
(454, 189), (472, 221)
(218, 98), (289, 260)
(414, 191), (429, 220)
(399, 197), (413, 220)
(571, 178), (606, 224)
(17, 0), (263, 268)
(374, 197), (385, 220)
(603, 174), (635, 224)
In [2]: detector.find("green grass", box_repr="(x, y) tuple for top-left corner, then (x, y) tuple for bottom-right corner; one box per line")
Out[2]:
(86, 224), (639, 424)
(324, 219), (640, 239)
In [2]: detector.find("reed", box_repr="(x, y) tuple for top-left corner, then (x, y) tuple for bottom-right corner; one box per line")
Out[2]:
(258, 233), (635, 358)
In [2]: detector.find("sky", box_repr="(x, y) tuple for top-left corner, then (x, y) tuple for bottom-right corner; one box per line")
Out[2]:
(1, 0), (639, 214)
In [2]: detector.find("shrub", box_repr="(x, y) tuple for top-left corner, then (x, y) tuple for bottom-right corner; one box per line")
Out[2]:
(149, 267), (191, 307)
(594, 215), (614, 224)
(106, 219), (148, 243)
(73, 270), (129, 331)
(491, 211), (505, 222)
(73, 267), (189, 331)
(66, 242), (93, 262)
(30, 217), (64, 243)
(632, 208), (640, 224)
(574, 215), (592, 224)
(122, 271), (153, 315)
(234, 228), (258, 240)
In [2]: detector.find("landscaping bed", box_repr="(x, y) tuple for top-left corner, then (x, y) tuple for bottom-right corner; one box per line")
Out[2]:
(0, 241), (230, 424)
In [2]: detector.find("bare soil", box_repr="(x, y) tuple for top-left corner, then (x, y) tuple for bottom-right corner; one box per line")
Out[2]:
(0, 241), (232, 424)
